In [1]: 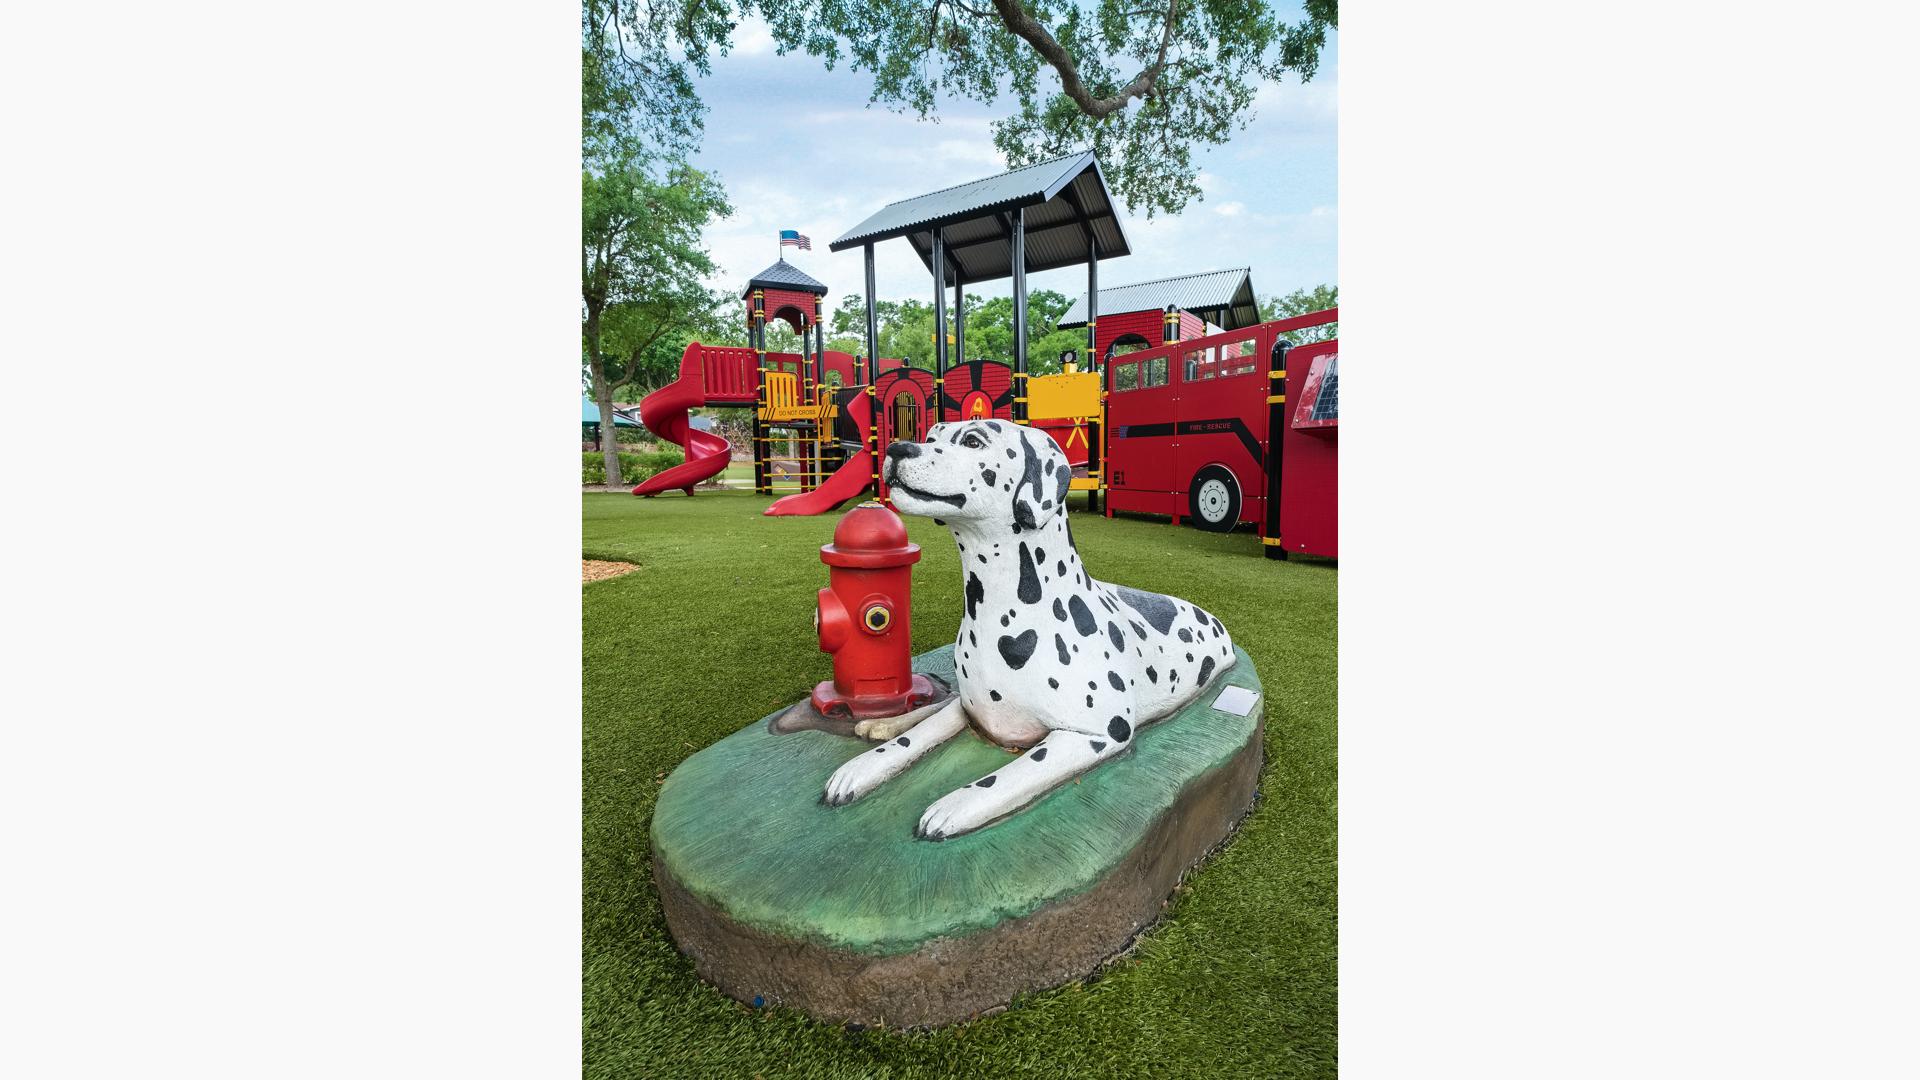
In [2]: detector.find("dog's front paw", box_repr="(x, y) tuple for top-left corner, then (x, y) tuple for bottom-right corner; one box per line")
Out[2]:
(914, 784), (1001, 840)
(824, 746), (898, 806)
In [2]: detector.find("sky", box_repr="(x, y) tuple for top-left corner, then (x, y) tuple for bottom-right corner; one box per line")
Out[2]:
(683, 10), (1337, 318)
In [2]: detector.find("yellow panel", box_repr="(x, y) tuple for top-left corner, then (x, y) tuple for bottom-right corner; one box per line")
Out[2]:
(1068, 477), (1101, 491)
(1026, 371), (1103, 420)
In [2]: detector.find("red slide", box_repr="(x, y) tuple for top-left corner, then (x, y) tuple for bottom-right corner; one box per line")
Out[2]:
(764, 392), (875, 516)
(630, 348), (732, 497)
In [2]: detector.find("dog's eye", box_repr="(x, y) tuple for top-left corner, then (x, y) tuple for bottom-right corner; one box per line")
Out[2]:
(961, 433), (984, 449)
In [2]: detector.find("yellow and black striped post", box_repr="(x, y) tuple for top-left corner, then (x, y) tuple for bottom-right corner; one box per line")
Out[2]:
(752, 289), (769, 495)
(1264, 338), (1290, 560)
(1163, 304), (1181, 344)
(867, 383), (885, 504)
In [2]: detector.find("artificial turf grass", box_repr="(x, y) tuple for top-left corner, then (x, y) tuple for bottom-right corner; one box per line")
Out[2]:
(584, 490), (1336, 1078)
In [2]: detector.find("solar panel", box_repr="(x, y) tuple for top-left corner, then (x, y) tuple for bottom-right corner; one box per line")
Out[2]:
(1290, 352), (1339, 431)
(1309, 356), (1338, 421)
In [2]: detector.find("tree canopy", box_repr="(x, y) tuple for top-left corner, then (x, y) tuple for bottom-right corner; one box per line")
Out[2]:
(587, 0), (1335, 217)
(1259, 283), (1337, 344)
(749, 0), (1335, 216)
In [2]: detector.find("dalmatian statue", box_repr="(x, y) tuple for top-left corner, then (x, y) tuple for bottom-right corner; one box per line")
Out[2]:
(823, 419), (1236, 840)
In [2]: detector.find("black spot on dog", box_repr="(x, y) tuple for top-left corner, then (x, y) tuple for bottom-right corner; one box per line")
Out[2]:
(1090, 739), (1107, 753)
(1052, 598), (1067, 621)
(965, 573), (984, 619)
(1055, 634), (1071, 665)
(1107, 622), (1126, 652)
(1108, 716), (1131, 742)
(1030, 747), (1047, 761)
(1108, 671), (1125, 691)
(1197, 656), (1216, 685)
(1017, 542), (1042, 603)
(998, 630), (1037, 669)
(1012, 498), (1036, 533)
(1178, 628), (1193, 643)
(933, 518), (945, 526)
(1068, 595), (1099, 637)
(897, 737), (910, 747)
(989, 690), (1002, 701)
(1055, 463), (1072, 503)
(977, 554), (987, 564)
(1056, 560), (1067, 577)
(1047, 677), (1058, 689)
(1085, 695), (1093, 708)
(982, 468), (997, 486)
(976, 774), (996, 788)
(999, 614), (1009, 627)
(1006, 447), (1016, 458)
(1145, 666), (1158, 683)
(1117, 586), (1178, 634)
(969, 630), (977, 646)
(1131, 621), (1147, 640)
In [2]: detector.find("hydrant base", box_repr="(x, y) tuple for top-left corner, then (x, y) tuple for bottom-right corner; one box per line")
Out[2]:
(810, 673), (938, 721)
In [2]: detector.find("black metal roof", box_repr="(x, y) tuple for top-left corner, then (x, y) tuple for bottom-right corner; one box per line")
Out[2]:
(1057, 267), (1260, 330)
(742, 258), (829, 298)
(828, 151), (1130, 284)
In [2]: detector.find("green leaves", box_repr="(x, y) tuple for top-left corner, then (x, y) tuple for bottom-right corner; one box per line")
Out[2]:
(746, 0), (1336, 217)
(1259, 283), (1338, 344)
(584, 160), (733, 394)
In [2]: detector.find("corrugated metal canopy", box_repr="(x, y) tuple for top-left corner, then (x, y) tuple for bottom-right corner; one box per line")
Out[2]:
(742, 258), (829, 297)
(829, 151), (1130, 283)
(1057, 267), (1260, 330)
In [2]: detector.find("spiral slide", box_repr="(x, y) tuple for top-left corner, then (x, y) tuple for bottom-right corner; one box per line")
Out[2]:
(630, 351), (733, 497)
(764, 392), (876, 516)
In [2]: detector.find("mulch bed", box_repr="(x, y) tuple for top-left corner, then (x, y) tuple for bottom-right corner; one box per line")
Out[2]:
(582, 559), (640, 584)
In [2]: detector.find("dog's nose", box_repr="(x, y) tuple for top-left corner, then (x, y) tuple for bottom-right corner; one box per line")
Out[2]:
(885, 441), (921, 461)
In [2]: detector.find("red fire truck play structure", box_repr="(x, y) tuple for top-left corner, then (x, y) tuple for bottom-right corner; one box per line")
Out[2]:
(1101, 307), (1338, 559)
(629, 153), (1336, 560)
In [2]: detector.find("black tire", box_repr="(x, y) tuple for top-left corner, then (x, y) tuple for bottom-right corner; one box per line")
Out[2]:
(1188, 464), (1241, 532)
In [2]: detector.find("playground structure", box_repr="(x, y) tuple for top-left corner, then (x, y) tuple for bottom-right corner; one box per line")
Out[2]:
(629, 151), (1336, 558)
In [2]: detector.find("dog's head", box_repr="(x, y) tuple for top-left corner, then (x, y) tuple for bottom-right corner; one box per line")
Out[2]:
(882, 419), (1073, 533)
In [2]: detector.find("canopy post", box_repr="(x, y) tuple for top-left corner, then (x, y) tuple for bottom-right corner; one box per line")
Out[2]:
(863, 243), (878, 387)
(954, 278), (966, 370)
(1085, 234), (1099, 371)
(932, 229), (949, 426)
(1011, 206), (1028, 424)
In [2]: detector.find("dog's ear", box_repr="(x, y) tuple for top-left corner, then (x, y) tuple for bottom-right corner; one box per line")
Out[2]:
(1007, 428), (1062, 533)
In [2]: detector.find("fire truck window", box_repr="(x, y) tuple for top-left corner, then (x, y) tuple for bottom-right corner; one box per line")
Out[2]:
(1224, 339), (1259, 377)
(1185, 346), (1217, 383)
(825, 370), (843, 387)
(1145, 355), (1169, 387)
(1113, 361), (1139, 391)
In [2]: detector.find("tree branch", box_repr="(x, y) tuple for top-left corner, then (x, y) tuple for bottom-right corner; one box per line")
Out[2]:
(987, 0), (1180, 118)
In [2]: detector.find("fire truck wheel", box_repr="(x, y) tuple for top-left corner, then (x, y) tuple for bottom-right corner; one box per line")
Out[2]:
(1188, 465), (1241, 532)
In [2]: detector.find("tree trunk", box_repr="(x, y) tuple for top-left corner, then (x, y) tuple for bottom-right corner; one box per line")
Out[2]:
(586, 309), (623, 490)
(596, 377), (623, 490)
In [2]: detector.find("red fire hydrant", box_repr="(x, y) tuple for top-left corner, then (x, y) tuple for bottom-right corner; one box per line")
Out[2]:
(812, 502), (937, 719)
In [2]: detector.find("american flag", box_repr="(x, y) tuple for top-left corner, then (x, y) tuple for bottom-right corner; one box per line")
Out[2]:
(779, 229), (812, 251)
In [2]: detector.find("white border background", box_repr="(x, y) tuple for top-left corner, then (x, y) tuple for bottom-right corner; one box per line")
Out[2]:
(4, 1), (1917, 1076)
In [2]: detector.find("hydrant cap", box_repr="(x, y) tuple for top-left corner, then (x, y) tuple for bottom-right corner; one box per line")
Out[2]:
(821, 502), (921, 568)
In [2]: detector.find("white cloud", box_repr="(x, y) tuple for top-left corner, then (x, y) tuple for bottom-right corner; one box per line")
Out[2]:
(1214, 201), (1246, 217)
(730, 16), (775, 58)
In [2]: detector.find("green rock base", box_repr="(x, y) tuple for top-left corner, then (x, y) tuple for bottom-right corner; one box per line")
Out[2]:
(650, 644), (1265, 1027)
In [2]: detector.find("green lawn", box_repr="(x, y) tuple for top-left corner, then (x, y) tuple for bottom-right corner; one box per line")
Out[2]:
(584, 490), (1336, 1078)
